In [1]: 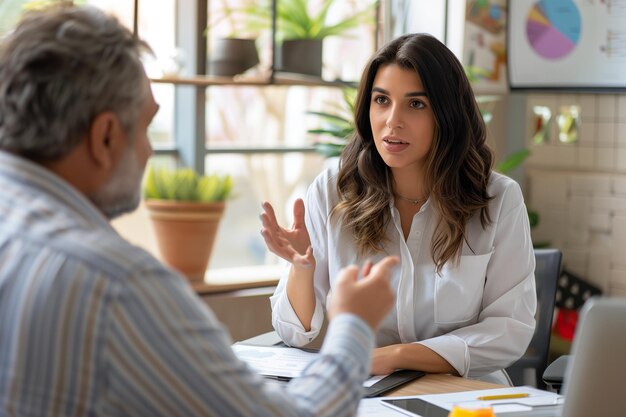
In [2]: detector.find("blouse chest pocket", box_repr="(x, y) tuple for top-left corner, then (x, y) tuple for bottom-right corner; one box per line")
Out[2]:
(434, 250), (493, 326)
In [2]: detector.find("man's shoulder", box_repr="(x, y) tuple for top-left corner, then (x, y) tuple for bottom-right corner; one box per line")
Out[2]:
(57, 226), (168, 281)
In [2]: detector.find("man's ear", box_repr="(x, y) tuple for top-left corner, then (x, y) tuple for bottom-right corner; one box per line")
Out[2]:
(87, 111), (126, 171)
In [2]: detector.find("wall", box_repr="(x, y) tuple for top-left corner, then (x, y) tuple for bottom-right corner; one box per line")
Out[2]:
(523, 93), (626, 297)
(201, 287), (274, 343)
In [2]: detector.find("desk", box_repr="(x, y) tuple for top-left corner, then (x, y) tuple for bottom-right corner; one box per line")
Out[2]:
(386, 374), (504, 397)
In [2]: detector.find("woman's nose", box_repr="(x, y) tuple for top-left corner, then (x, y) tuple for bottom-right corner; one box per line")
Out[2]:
(385, 106), (404, 129)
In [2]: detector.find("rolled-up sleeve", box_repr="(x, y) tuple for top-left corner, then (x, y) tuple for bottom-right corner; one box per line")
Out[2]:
(270, 172), (333, 347)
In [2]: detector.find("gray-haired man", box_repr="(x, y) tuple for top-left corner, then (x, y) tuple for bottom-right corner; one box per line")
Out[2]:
(0, 5), (398, 417)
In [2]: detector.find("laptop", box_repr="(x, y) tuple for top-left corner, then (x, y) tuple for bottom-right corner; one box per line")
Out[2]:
(558, 296), (626, 417)
(382, 297), (626, 417)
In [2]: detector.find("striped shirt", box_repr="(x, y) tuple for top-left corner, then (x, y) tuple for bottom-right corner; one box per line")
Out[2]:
(0, 150), (374, 417)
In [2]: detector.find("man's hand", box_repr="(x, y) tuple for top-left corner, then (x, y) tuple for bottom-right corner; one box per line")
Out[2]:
(328, 256), (399, 331)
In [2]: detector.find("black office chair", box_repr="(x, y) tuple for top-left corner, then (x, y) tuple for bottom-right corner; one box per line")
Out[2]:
(506, 248), (562, 389)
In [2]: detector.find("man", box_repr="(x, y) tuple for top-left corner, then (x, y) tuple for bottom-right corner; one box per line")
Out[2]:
(0, 5), (398, 417)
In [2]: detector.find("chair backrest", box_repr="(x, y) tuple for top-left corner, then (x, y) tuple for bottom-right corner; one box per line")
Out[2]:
(506, 248), (562, 388)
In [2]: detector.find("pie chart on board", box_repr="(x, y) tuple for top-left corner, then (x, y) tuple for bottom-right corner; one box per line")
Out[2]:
(526, 0), (581, 60)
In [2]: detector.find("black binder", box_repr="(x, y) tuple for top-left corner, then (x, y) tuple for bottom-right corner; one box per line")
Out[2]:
(364, 369), (425, 398)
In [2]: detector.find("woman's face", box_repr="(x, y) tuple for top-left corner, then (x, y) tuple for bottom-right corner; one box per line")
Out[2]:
(369, 63), (436, 177)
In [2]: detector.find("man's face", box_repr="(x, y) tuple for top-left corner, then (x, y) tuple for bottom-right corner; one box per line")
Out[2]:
(91, 75), (158, 219)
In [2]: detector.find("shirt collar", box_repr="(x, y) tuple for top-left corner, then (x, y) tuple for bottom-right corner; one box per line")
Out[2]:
(0, 150), (114, 231)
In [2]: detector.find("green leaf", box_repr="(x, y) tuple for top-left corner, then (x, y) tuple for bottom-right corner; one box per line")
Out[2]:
(308, 127), (353, 139)
(143, 167), (233, 203)
(343, 88), (357, 113)
(307, 86), (357, 157)
(314, 142), (345, 157)
(528, 209), (539, 228)
(496, 149), (531, 174)
(316, 7), (373, 38)
(306, 111), (352, 125)
(236, 0), (375, 41)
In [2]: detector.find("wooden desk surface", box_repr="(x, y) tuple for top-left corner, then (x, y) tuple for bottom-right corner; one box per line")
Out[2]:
(386, 374), (504, 397)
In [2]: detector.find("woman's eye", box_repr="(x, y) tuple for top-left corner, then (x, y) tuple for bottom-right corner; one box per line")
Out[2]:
(410, 100), (425, 109)
(373, 95), (388, 105)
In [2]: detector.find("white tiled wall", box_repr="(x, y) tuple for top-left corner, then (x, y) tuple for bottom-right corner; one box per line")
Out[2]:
(525, 93), (626, 297)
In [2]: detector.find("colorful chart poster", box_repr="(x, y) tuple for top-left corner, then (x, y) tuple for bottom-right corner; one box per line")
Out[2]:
(509, 0), (626, 89)
(464, 0), (508, 94)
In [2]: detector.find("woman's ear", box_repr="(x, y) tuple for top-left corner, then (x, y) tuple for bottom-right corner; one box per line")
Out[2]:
(87, 111), (126, 171)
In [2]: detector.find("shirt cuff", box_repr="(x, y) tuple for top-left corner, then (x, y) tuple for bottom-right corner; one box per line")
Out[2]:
(418, 334), (470, 377)
(271, 292), (324, 346)
(319, 313), (374, 379)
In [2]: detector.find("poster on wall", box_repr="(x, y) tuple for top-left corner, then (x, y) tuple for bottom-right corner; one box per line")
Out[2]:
(463, 0), (508, 94)
(508, 0), (626, 90)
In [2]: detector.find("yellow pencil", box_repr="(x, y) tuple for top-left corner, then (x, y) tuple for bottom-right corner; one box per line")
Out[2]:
(476, 393), (530, 401)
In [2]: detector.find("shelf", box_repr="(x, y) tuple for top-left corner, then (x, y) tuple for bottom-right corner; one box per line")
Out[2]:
(205, 146), (316, 154)
(191, 265), (281, 295)
(150, 71), (357, 88)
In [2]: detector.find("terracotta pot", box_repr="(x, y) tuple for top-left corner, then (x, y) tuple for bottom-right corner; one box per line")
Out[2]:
(145, 200), (225, 283)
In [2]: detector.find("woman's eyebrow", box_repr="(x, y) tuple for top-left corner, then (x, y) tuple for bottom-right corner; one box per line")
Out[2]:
(371, 87), (427, 97)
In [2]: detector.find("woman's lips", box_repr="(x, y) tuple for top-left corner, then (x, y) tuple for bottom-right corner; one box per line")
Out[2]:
(382, 136), (409, 152)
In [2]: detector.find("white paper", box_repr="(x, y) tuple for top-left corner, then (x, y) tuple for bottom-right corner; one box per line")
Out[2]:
(418, 386), (562, 411)
(233, 344), (390, 387)
(381, 387), (563, 415)
(232, 345), (318, 378)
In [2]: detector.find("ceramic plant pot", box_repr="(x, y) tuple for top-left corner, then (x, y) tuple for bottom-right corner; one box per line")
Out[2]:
(276, 39), (323, 76)
(145, 200), (225, 282)
(208, 38), (260, 76)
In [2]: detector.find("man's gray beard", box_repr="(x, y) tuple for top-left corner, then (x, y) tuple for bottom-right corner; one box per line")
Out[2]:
(89, 148), (143, 220)
(97, 191), (141, 220)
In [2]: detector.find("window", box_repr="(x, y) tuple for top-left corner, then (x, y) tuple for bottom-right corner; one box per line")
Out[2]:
(2, 0), (379, 274)
(142, 0), (379, 271)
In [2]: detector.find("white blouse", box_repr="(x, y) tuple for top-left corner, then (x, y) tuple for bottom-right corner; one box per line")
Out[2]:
(270, 167), (537, 378)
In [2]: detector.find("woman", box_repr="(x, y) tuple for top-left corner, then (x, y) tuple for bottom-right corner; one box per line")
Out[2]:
(261, 33), (536, 383)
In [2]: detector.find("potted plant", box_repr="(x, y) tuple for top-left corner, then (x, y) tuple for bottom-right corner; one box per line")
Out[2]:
(206, 3), (267, 76)
(224, 0), (375, 77)
(143, 167), (233, 283)
(274, 0), (375, 76)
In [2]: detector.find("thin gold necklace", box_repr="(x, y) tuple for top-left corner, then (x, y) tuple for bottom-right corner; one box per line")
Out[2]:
(394, 194), (424, 205)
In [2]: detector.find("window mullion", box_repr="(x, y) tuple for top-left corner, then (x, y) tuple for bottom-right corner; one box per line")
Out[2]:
(174, 0), (207, 174)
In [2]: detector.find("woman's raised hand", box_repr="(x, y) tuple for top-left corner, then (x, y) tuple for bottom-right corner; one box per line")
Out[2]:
(260, 199), (315, 270)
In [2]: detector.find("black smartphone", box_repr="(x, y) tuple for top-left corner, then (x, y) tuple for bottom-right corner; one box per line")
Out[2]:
(382, 398), (450, 417)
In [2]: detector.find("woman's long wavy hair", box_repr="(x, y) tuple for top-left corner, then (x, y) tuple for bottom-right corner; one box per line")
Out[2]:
(335, 33), (493, 272)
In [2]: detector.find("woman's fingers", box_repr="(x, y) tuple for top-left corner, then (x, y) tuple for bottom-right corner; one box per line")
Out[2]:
(261, 201), (281, 231)
(261, 228), (305, 263)
(292, 198), (307, 230)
